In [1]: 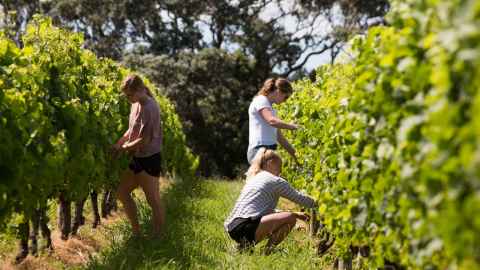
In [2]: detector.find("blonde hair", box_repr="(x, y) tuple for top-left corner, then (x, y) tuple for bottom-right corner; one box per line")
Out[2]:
(245, 148), (282, 179)
(257, 77), (293, 96)
(121, 74), (154, 97)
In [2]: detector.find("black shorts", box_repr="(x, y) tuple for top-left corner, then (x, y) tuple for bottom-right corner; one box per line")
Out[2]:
(228, 217), (261, 245)
(128, 152), (162, 177)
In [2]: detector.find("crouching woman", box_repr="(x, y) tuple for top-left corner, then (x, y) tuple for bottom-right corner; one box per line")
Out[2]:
(224, 148), (317, 253)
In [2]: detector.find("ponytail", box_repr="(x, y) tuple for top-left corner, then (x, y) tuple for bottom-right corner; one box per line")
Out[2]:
(257, 77), (293, 97)
(257, 78), (276, 96)
(246, 148), (267, 179)
(245, 148), (282, 180)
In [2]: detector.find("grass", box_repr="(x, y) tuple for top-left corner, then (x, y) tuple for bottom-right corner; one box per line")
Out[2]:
(0, 178), (335, 269)
(85, 179), (333, 270)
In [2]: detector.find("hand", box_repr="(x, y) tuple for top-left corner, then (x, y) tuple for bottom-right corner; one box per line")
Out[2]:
(121, 142), (136, 156)
(290, 123), (300, 130)
(110, 144), (122, 159)
(112, 143), (122, 151)
(294, 212), (310, 222)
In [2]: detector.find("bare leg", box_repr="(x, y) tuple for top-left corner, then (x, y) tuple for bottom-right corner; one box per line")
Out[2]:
(136, 172), (165, 236)
(116, 170), (140, 235)
(255, 212), (297, 254)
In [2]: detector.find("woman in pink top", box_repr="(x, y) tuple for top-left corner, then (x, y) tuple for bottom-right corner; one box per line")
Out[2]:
(112, 74), (165, 236)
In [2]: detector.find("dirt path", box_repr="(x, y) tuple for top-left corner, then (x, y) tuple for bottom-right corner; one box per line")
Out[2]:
(1, 177), (173, 270)
(1, 211), (124, 270)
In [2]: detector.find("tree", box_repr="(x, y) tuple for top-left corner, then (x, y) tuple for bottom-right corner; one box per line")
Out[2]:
(1, 0), (390, 177)
(1, 0), (389, 67)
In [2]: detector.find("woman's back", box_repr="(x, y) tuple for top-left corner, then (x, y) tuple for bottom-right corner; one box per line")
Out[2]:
(248, 95), (277, 150)
(127, 97), (162, 157)
(224, 171), (315, 232)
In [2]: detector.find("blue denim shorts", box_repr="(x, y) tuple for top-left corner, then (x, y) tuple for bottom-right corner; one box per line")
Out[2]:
(247, 144), (278, 164)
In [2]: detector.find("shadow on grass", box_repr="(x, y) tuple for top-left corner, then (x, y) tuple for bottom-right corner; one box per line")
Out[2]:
(85, 178), (216, 270)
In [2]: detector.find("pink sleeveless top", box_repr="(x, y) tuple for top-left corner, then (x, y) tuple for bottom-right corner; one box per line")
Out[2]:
(127, 97), (162, 157)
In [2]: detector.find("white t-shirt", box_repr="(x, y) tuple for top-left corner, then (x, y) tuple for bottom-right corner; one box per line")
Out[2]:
(247, 95), (277, 155)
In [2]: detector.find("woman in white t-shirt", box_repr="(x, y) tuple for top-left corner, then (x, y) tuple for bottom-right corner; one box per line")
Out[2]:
(247, 78), (299, 164)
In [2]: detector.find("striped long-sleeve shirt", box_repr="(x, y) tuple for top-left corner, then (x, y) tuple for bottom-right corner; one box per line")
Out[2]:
(224, 170), (317, 232)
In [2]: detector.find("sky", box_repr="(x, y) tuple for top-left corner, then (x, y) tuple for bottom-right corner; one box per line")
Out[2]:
(196, 1), (337, 72)
(260, 1), (335, 71)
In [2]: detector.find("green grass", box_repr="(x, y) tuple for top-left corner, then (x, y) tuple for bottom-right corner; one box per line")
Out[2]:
(0, 178), (336, 269)
(86, 179), (332, 270)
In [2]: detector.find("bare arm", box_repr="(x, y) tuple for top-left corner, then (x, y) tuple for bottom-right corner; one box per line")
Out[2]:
(259, 107), (298, 130)
(277, 130), (300, 165)
(112, 130), (130, 155)
(119, 116), (152, 153)
(118, 101), (157, 153)
(276, 179), (317, 209)
(121, 137), (144, 152)
(115, 130), (130, 147)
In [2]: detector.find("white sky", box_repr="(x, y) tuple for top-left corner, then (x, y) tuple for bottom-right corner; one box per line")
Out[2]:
(196, 1), (335, 71)
(259, 0), (335, 70)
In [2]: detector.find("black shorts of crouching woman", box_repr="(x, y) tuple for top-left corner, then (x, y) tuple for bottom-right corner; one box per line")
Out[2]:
(128, 152), (162, 178)
(228, 217), (262, 246)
